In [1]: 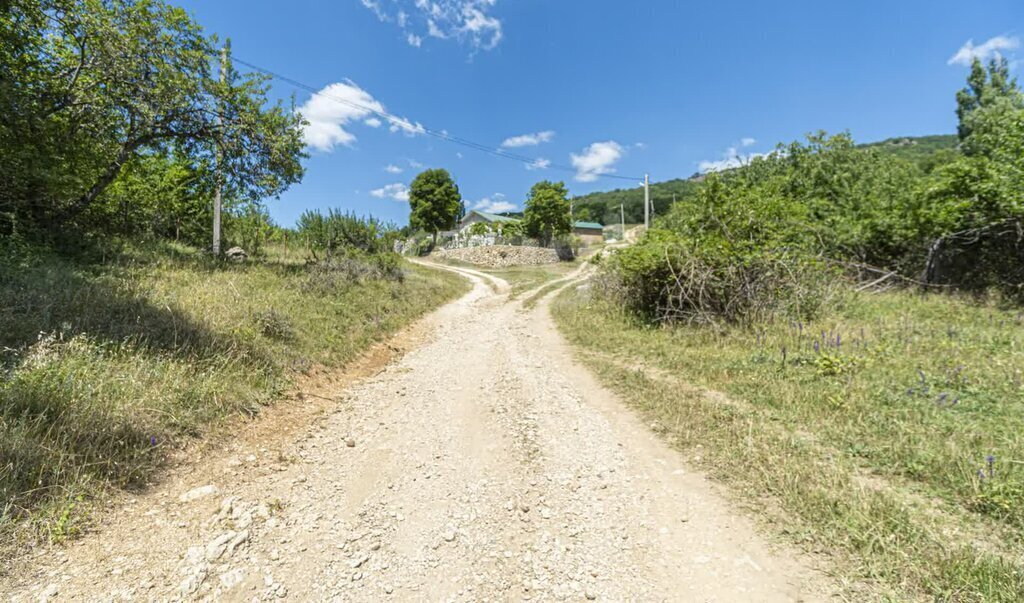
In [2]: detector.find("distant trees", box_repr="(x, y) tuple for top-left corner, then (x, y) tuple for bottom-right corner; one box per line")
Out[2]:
(408, 169), (463, 243)
(523, 180), (571, 246)
(0, 0), (306, 239)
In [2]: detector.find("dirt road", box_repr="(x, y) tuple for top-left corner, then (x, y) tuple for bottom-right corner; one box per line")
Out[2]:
(3, 263), (832, 602)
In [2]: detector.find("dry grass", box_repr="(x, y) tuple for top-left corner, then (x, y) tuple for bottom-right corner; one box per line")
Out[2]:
(0, 240), (467, 547)
(552, 285), (1024, 601)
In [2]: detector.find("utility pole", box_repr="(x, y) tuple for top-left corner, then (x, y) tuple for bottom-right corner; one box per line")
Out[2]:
(643, 173), (650, 230)
(212, 42), (229, 256)
(619, 203), (625, 239)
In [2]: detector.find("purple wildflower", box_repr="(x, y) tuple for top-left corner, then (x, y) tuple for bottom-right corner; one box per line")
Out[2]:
(987, 455), (996, 478)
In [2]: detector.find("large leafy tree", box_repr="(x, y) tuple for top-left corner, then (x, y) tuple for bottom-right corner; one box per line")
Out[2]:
(408, 168), (462, 243)
(523, 180), (571, 246)
(0, 0), (305, 234)
(956, 57), (1023, 142)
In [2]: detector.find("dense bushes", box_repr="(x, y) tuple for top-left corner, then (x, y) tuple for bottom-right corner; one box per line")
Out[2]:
(602, 59), (1024, 324)
(600, 230), (842, 325)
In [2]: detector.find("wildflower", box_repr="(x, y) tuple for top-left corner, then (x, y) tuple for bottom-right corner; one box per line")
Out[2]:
(987, 455), (996, 478)
(150, 436), (157, 446)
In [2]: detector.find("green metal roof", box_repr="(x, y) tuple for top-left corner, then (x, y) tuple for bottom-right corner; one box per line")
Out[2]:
(467, 210), (521, 223)
(573, 221), (604, 230)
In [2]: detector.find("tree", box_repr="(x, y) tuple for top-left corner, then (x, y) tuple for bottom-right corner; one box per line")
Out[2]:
(523, 181), (571, 246)
(0, 0), (305, 234)
(956, 57), (1023, 142)
(408, 169), (462, 244)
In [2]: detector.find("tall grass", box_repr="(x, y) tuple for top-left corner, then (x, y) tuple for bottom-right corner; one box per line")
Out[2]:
(0, 240), (467, 545)
(553, 286), (1024, 601)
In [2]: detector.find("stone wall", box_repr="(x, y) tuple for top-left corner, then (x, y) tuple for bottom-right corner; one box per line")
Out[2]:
(432, 245), (562, 268)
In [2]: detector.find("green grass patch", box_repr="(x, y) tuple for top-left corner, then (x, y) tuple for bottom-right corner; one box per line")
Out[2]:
(0, 240), (467, 546)
(552, 285), (1024, 601)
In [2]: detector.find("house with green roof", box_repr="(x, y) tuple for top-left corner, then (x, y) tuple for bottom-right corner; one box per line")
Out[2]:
(458, 210), (520, 231)
(455, 210), (604, 246)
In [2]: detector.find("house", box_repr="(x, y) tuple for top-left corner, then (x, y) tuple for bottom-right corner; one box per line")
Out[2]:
(451, 211), (605, 247)
(573, 221), (605, 245)
(459, 210), (520, 233)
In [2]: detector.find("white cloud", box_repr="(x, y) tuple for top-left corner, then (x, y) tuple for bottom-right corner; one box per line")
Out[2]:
(385, 164), (403, 174)
(296, 80), (422, 152)
(501, 130), (555, 148)
(526, 157), (551, 171)
(948, 35), (1020, 66)
(634, 142), (647, 149)
(297, 81), (386, 151)
(740, 137), (756, 147)
(698, 146), (770, 173)
(371, 183), (410, 202)
(456, 152), (464, 159)
(571, 141), (624, 182)
(473, 193), (516, 213)
(408, 159), (424, 168)
(360, 0), (504, 52)
(360, 0), (389, 21)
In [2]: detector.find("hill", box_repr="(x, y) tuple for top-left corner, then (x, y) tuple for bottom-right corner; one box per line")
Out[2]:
(570, 134), (959, 226)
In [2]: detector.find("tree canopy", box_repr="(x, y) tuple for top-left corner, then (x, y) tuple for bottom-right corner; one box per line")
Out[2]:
(523, 180), (571, 246)
(956, 57), (1023, 142)
(408, 168), (462, 241)
(0, 0), (306, 239)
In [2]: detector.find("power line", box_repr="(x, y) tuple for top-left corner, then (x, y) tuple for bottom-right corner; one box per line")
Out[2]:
(232, 56), (643, 183)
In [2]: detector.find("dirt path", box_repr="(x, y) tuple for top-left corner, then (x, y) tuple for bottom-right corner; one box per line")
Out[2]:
(2, 263), (834, 602)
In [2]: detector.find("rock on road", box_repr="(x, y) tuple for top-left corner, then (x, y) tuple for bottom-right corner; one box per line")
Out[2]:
(3, 262), (833, 602)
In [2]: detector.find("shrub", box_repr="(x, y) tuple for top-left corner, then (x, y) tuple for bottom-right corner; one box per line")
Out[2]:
(599, 230), (842, 325)
(253, 309), (295, 340)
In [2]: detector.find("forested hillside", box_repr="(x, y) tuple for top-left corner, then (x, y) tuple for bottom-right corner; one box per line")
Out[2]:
(571, 133), (960, 227)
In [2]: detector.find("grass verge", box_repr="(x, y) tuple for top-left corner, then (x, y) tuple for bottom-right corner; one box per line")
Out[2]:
(552, 284), (1024, 601)
(0, 240), (468, 548)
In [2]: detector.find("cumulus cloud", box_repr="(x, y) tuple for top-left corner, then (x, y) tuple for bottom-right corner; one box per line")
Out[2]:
(501, 130), (555, 148)
(740, 137), (757, 147)
(948, 35), (1020, 66)
(360, 0), (504, 52)
(385, 164), (403, 174)
(371, 183), (410, 202)
(526, 157), (551, 171)
(698, 145), (769, 173)
(571, 141), (624, 182)
(473, 193), (516, 213)
(297, 80), (422, 152)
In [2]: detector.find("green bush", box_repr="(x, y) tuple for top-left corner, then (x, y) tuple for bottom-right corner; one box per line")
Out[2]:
(600, 230), (841, 325)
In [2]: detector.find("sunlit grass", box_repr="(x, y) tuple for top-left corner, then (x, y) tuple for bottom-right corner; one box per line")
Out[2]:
(553, 285), (1024, 601)
(0, 240), (468, 547)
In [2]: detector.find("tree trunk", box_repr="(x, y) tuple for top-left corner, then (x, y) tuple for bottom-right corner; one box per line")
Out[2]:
(53, 141), (141, 225)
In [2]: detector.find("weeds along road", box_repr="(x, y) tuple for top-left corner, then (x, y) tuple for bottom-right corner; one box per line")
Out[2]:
(3, 261), (833, 602)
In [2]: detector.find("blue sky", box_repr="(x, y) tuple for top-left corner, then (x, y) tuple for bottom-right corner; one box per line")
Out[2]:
(176, 0), (1022, 227)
